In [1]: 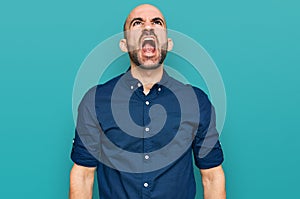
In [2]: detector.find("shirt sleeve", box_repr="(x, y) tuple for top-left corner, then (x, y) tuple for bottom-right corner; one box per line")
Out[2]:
(192, 89), (224, 169)
(71, 86), (100, 167)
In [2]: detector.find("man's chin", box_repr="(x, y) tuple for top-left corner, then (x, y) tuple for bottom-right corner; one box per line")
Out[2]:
(136, 55), (162, 70)
(137, 62), (162, 70)
(128, 49), (167, 70)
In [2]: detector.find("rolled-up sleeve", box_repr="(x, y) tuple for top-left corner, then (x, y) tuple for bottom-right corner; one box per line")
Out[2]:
(192, 90), (224, 169)
(71, 86), (100, 167)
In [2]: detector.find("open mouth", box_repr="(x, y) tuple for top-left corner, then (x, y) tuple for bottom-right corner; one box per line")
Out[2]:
(142, 37), (156, 55)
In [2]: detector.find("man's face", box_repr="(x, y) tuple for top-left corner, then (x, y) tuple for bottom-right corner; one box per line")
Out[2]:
(124, 5), (169, 70)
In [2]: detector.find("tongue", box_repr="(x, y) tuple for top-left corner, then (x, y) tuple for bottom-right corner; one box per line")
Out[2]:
(142, 43), (155, 53)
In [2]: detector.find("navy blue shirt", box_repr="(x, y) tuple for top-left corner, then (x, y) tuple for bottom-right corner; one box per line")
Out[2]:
(71, 70), (223, 199)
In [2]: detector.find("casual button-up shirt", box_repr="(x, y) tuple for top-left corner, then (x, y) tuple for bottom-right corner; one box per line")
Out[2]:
(71, 70), (223, 199)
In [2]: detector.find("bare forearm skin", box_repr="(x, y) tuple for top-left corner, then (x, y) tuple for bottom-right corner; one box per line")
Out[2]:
(69, 164), (96, 199)
(201, 165), (226, 199)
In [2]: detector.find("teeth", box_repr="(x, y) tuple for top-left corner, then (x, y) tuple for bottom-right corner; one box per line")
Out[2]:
(144, 37), (154, 41)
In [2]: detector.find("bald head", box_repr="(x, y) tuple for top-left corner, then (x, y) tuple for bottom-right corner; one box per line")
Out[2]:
(123, 4), (166, 32)
(119, 4), (173, 70)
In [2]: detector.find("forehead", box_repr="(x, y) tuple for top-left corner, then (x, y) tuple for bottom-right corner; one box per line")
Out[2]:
(126, 5), (165, 26)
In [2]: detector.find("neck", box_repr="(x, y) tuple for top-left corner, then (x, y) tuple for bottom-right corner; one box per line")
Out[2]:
(130, 63), (163, 95)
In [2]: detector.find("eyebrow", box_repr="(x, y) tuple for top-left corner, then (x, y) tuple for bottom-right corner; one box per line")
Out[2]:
(129, 17), (165, 28)
(151, 17), (165, 25)
(129, 17), (143, 27)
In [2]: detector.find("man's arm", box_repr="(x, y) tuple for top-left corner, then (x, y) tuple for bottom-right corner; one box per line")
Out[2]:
(69, 163), (96, 199)
(200, 165), (226, 199)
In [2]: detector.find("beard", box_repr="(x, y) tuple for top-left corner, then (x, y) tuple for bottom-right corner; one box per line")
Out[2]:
(128, 44), (168, 70)
(127, 29), (168, 70)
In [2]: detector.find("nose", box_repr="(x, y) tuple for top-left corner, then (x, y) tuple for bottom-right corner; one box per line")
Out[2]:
(144, 21), (152, 30)
(142, 29), (154, 36)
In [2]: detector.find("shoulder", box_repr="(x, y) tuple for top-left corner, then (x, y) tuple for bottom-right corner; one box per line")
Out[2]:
(79, 74), (124, 107)
(191, 86), (210, 105)
(168, 76), (210, 105)
(96, 74), (123, 92)
(85, 74), (124, 95)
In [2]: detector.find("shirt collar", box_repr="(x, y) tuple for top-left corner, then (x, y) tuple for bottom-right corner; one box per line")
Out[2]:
(122, 68), (170, 90)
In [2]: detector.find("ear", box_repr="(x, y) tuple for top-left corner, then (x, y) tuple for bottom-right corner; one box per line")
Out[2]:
(119, 39), (128, 52)
(167, 38), (173, 51)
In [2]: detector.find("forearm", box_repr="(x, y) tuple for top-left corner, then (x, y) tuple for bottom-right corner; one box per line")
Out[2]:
(201, 166), (226, 199)
(69, 165), (95, 199)
(202, 176), (226, 199)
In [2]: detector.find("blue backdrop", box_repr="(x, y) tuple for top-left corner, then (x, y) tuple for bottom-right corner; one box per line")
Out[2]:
(1, 0), (299, 198)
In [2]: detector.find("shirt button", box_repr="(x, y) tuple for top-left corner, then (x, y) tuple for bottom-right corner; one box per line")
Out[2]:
(130, 85), (134, 90)
(145, 155), (150, 160)
(158, 87), (161, 92)
(144, 182), (149, 188)
(145, 101), (150, 105)
(137, 83), (142, 87)
(145, 127), (150, 132)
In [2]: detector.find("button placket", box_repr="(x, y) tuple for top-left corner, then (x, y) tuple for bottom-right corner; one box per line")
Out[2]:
(141, 89), (152, 197)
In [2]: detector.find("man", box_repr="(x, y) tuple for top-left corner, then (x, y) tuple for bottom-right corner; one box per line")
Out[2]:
(70, 4), (225, 199)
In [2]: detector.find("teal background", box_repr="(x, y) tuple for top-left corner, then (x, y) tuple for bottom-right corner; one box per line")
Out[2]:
(1, 0), (299, 198)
